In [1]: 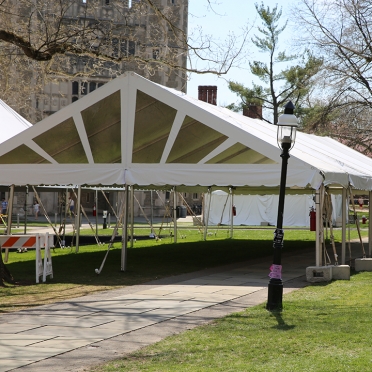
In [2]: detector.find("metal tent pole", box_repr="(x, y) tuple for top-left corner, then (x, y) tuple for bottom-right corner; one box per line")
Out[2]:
(130, 187), (134, 248)
(75, 186), (82, 253)
(173, 187), (177, 243)
(230, 188), (234, 239)
(121, 185), (129, 271)
(369, 191), (372, 257)
(342, 188), (347, 264)
(204, 188), (212, 241)
(7, 185), (15, 235)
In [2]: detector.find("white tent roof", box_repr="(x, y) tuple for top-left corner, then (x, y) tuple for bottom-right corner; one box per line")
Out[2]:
(0, 99), (32, 143)
(0, 72), (371, 190)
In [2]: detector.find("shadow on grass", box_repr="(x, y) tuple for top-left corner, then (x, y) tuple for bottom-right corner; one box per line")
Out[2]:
(271, 311), (296, 330)
(6, 239), (314, 287)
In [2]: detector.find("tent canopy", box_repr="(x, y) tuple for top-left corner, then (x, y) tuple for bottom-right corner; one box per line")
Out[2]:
(0, 72), (372, 191)
(0, 99), (32, 143)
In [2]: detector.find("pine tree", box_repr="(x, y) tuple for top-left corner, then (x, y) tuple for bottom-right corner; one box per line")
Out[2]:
(227, 2), (322, 125)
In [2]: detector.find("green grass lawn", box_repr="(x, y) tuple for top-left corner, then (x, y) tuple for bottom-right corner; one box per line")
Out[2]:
(0, 227), (368, 313)
(91, 271), (372, 372)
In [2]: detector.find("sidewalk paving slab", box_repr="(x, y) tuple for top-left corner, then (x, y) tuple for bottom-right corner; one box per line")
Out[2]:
(2, 244), (363, 372)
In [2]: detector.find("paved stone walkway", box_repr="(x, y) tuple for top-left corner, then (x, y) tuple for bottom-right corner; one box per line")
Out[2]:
(0, 247), (317, 372)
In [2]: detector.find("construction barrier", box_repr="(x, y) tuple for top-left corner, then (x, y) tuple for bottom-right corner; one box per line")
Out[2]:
(0, 233), (54, 283)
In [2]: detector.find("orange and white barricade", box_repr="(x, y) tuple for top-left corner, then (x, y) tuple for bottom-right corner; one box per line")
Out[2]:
(0, 233), (54, 283)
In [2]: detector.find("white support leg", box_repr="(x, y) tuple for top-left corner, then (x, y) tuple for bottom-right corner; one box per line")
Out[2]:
(342, 188), (347, 264)
(315, 187), (322, 266)
(75, 186), (82, 253)
(121, 185), (129, 272)
(369, 191), (372, 257)
(230, 188), (234, 239)
(173, 187), (177, 243)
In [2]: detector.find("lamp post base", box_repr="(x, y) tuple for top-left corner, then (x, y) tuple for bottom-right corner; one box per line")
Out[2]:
(266, 279), (283, 311)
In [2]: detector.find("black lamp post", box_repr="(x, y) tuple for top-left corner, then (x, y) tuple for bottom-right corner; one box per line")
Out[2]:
(266, 101), (298, 311)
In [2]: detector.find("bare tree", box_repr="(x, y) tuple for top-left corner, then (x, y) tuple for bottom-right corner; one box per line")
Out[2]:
(0, 0), (249, 121)
(295, 0), (372, 152)
(0, 0), (248, 78)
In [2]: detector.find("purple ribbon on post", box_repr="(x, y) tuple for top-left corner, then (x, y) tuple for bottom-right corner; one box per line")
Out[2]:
(268, 264), (282, 279)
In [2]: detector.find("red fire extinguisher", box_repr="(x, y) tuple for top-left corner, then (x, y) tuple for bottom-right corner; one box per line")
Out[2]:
(232, 205), (236, 216)
(93, 204), (96, 217)
(309, 207), (316, 231)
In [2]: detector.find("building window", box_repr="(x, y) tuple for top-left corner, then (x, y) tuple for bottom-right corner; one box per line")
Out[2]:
(193, 193), (198, 200)
(71, 81), (105, 103)
(89, 82), (96, 92)
(120, 40), (136, 57)
(72, 81), (79, 95)
(165, 191), (170, 200)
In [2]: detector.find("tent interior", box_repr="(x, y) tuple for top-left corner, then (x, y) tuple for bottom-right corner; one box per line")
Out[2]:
(1, 72), (372, 269)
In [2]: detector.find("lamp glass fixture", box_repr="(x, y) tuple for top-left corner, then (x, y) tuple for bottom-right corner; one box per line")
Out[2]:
(277, 113), (298, 151)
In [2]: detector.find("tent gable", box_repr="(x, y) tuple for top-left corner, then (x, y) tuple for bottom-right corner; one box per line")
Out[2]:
(81, 90), (121, 163)
(166, 115), (228, 163)
(0, 144), (50, 164)
(33, 117), (88, 164)
(132, 90), (177, 163)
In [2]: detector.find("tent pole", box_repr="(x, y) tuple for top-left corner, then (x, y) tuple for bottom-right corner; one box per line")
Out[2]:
(315, 187), (321, 266)
(369, 191), (372, 257)
(75, 186), (82, 253)
(121, 184), (129, 271)
(341, 188), (347, 264)
(130, 186), (134, 248)
(7, 185), (15, 235)
(95, 189), (98, 237)
(230, 188), (234, 239)
(4, 185), (15, 262)
(63, 188), (68, 246)
(24, 186), (28, 235)
(204, 187), (212, 241)
(173, 187), (177, 243)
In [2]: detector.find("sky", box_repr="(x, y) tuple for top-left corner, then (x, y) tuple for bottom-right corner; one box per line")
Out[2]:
(186, 0), (292, 107)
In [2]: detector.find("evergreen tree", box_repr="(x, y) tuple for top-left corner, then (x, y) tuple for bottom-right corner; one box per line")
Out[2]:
(227, 2), (322, 125)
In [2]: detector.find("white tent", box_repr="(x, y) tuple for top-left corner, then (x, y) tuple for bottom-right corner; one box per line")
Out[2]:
(0, 72), (371, 268)
(204, 190), (343, 227)
(0, 72), (371, 191)
(0, 99), (32, 143)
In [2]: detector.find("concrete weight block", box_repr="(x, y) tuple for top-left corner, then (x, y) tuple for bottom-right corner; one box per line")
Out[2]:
(331, 265), (350, 280)
(355, 258), (372, 272)
(306, 266), (332, 283)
